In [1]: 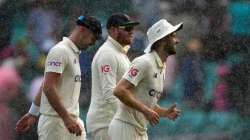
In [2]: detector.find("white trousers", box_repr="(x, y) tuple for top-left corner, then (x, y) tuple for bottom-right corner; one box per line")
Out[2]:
(108, 119), (148, 140)
(38, 115), (86, 140)
(88, 127), (110, 140)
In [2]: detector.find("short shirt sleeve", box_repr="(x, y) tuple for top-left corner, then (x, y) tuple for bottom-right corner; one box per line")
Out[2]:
(45, 47), (68, 74)
(123, 58), (148, 86)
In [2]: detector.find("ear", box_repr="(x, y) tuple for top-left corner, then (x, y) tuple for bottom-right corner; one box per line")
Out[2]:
(109, 27), (118, 33)
(108, 27), (118, 37)
(78, 26), (87, 32)
(80, 25), (94, 33)
(76, 26), (90, 39)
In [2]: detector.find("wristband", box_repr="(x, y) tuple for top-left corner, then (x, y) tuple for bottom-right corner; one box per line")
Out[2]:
(28, 103), (40, 116)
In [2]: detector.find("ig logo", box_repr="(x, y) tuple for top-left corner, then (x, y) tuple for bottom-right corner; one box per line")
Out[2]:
(101, 65), (111, 73)
(128, 67), (139, 78)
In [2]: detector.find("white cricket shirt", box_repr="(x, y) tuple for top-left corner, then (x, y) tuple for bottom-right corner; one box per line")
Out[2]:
(40, 37), (81, 117)
(114, 51), (165, 134)
(86, 36), (130, 133)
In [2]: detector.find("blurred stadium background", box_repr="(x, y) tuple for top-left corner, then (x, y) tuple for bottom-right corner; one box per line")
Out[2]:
(0, 0), (249, 139)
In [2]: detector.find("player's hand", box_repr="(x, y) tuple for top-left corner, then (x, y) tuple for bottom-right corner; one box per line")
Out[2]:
(144, 108), (160, 126)
(63, 115), (83, 136)
(165, 104), (181, 121)
(15, 113), (38, 133)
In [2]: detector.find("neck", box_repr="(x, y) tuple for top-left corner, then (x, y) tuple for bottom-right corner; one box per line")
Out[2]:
(69, 32), (80, 49)
(109, 34), (126, 47)
(155, 47), (169, 63)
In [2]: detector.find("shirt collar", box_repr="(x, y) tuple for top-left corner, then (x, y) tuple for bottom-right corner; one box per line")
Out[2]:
(63, 37), (81, 54)
(151, 51), (164, 69)
(107, 36), (129, 54)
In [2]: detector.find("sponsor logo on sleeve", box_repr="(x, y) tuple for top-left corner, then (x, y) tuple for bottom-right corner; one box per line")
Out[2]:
(48, 61), (62, 67)
(101, 65), (111, 73)
(128, 67), (139, 78)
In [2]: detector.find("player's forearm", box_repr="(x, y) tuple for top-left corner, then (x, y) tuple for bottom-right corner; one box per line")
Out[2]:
(43, 86), (70, 119)
(33, 86), (42, 106)
(28, 85), (42, 116)
(153, 105), (167, 117)
(114, 88), (151, 115)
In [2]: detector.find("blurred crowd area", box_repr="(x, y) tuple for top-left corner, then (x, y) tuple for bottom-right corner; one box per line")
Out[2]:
(0, 0), (250, 140)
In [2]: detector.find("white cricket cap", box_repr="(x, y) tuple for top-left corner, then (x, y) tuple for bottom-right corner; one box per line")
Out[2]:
(144, 19), (183, 53)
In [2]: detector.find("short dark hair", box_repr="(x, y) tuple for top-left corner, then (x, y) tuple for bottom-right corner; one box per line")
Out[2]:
(76, 15), (102, 39)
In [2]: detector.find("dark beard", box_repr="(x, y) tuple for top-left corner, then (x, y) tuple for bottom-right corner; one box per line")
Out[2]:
(165, 46), (176, 55)
(117, 32), (131, 46)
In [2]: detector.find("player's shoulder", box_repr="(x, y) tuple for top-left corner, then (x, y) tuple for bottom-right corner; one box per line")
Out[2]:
(95, 42), (118, 60)
(133, 53), (151, 62)
(132, 53), (152, 67)
(47, 42), (68, 56)
(99, 41), (117, 53)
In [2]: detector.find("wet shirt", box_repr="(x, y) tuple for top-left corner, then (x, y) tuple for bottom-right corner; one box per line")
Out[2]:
(40, 37), (81, 117)
(86, 36), (130, 132)
(114, 51), (165, 134)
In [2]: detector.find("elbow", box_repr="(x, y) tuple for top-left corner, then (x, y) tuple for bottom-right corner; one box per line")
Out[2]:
(42, 84), (53, 96)
(113, 87), (120, 97)
(42, 86), (49, 95)
(113, 86), (124, 99)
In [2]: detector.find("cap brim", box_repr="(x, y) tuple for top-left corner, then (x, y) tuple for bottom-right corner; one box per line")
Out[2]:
(174, 23), (183, 32)
(119, 21), (140, 27)
(144, 22), (183, 53)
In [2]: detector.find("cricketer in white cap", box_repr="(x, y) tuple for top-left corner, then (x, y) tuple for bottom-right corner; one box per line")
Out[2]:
(108, 19), (183, 140)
